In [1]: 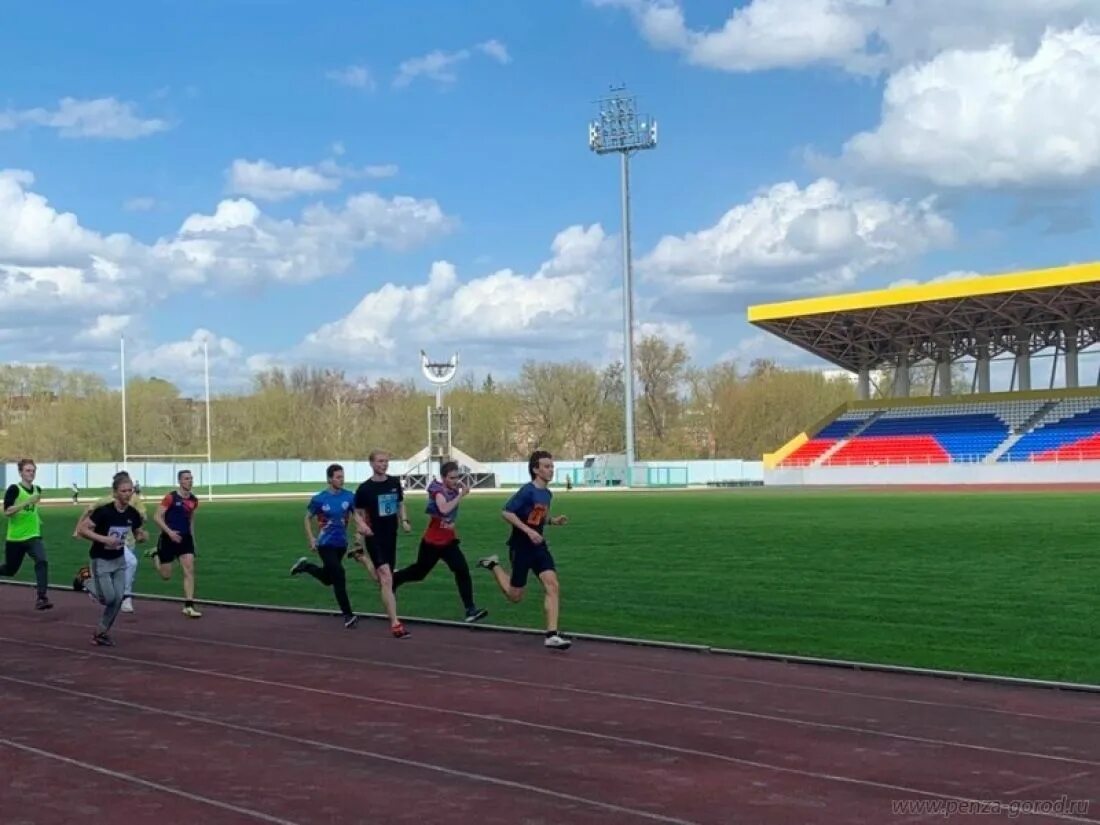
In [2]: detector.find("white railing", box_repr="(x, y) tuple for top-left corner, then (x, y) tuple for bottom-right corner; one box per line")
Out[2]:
(780, 451), (1100, 468)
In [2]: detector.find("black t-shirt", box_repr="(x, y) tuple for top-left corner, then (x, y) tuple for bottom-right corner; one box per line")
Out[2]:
(353, 476), (404, 538)
(3, 483), (39, 509)
(87, 503), (144, 560)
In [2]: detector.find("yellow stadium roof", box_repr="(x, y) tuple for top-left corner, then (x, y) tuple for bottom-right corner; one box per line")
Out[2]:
(747, 262), (1100, 372)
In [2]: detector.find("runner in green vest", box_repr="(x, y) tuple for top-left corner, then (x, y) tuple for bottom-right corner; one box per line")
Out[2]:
(0, 458), (52, 610)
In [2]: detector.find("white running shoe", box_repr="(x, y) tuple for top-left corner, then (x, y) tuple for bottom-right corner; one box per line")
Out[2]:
(121, 597), (134, 613)
(544, 632), (572, 650)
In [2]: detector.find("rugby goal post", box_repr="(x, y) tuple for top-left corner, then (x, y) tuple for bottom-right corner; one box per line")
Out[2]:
(119, 335), (215, 500)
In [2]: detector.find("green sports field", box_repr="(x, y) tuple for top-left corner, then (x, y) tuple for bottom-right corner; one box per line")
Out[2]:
(9, 489), (1100, 685)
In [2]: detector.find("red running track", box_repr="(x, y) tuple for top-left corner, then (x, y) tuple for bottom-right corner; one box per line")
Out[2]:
(1, 586), (1098, 824)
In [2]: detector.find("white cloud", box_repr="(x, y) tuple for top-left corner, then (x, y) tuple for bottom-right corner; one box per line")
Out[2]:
(280, 224), (621, 371)
(395, 50), (470, 87)
(839, 25), (1100, 188)
(477, 39), (512, 64)
(326, 64), (376, 91)
(0, 97), (169, 139)
(598, 0), (878, 72)
(227, 159), (342, 201)
(362, 164), (399, 178)
(604, 320), (701, 363)
(641, 178), (954, 303)
(394, 39), (511, 87)
(718, 332), (823, 368)
(0, 170), (136, 267)
(0, 169), (455, 352)
(128, 329), (253, 393)
(592, 0), (1100, 75)
(123, 197), (158, 212)
(638, 320), (698, 351)
(153, 190), (455, 289)
(228, 156), (400, 202)
(75, 314), (134, 345)
(317, 159), (399, 180)
(887, 269), (982, 288)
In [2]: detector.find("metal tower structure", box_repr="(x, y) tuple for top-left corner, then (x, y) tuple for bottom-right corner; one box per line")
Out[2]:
(589, 85), (658, 479)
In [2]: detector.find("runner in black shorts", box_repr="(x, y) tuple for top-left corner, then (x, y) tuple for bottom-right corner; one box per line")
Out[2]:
(353, 450), (411, 638)
(151, 469), (201, 618)
(391, 460), (488, 623)
(477, 450), (571, 650)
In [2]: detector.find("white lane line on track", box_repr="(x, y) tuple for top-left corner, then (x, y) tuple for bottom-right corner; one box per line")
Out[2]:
(0, 736), (303, 825)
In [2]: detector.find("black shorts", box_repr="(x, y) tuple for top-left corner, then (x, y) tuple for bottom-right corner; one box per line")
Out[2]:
(363, 533), (397, 570)
(156, 533), (195, 564)
(508, 543), (556, 589)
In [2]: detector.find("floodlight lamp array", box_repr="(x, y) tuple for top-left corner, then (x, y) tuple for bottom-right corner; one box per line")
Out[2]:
(588, 93), (657, 154)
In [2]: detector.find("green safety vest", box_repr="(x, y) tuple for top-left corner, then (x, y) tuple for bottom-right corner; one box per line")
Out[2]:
(7, 484), (42, 542)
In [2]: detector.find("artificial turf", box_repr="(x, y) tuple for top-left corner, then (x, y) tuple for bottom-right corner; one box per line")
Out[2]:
(8, 488), (1099, 685)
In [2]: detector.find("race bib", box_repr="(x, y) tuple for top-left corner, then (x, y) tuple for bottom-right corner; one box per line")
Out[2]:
(378, 493), (399, 517)
(108, 525), (134, 548)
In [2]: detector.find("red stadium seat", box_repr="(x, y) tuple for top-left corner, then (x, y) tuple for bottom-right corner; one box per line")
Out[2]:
(780, 439), (836, 466)
(824, 436), (950, 466)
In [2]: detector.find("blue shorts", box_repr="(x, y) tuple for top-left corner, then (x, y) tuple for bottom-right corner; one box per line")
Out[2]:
(508, 543), (555, 589)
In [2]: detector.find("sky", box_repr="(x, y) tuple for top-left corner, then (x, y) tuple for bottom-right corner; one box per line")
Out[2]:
(4, 0), (1100, 395)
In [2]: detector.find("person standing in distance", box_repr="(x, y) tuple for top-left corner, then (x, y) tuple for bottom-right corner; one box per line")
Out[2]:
(76, 472), (147, 646)
(151, 469), (202, 618)
(0, 459), (52, 611)
(291, 464), (368, 629)
(478, 450), (571, 650)
(353, 450), (411, 638)
(391, 460), (488, 623)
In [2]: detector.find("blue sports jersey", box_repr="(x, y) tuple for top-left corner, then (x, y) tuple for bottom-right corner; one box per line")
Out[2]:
(504, 482), (552, 549)
(307, 488), (355, 548)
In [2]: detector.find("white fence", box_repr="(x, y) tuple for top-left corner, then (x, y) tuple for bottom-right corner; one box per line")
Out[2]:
(765, 460), (1100, 486)
(4, 458), (764, 491)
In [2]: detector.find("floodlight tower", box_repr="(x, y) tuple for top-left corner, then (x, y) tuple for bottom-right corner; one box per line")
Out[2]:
(589, 85), (657, 478)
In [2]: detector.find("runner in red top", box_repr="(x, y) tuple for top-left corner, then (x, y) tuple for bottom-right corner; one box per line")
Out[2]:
(391, 460), (488, 623)
(151, 469), (202, 618)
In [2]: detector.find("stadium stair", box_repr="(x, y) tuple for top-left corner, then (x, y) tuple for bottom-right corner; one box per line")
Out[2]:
(984, 401), (1057, 463)
(778, 412), (873, 467)
(813, 410), (884, 466)
(999, 398), (1100, 462)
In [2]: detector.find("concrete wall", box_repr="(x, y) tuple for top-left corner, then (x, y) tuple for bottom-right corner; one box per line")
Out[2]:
(765, 460), (1100, 486)
(7, 458), (763, 489)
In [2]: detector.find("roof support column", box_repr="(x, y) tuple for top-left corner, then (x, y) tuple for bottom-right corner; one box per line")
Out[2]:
(976, 338), (991, 394)
(1064, 324), (1080, 389)
(1015, 331), (1032, 392)
(936, 349), (953, 397)
(976, 352), (991, 394)
(893, 353), (910, 397)
(857, 366), (871, 401)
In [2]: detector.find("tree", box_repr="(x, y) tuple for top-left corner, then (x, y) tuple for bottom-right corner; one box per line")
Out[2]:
(634, 335), (690, 456)
(515, 361), (605, 458)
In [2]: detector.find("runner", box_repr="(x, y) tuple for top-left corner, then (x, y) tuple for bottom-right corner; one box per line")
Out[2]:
(0, 459), (52, 610)
(71, 471), (143, 613)
(391, 460), (488, 623)
(291, 464), (368, 629)
(353, 450), (411, 638)
(477, 450), (571, 650)
(151, 469), (202, 618)
(76, 472), (147, 646)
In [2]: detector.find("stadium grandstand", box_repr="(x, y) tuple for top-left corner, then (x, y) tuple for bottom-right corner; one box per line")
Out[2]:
(748, 262), (1100, 485)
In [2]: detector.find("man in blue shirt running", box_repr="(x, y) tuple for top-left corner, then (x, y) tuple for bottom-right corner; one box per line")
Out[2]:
(291, 464), (368, 629)
(477, 450), (571, 650)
